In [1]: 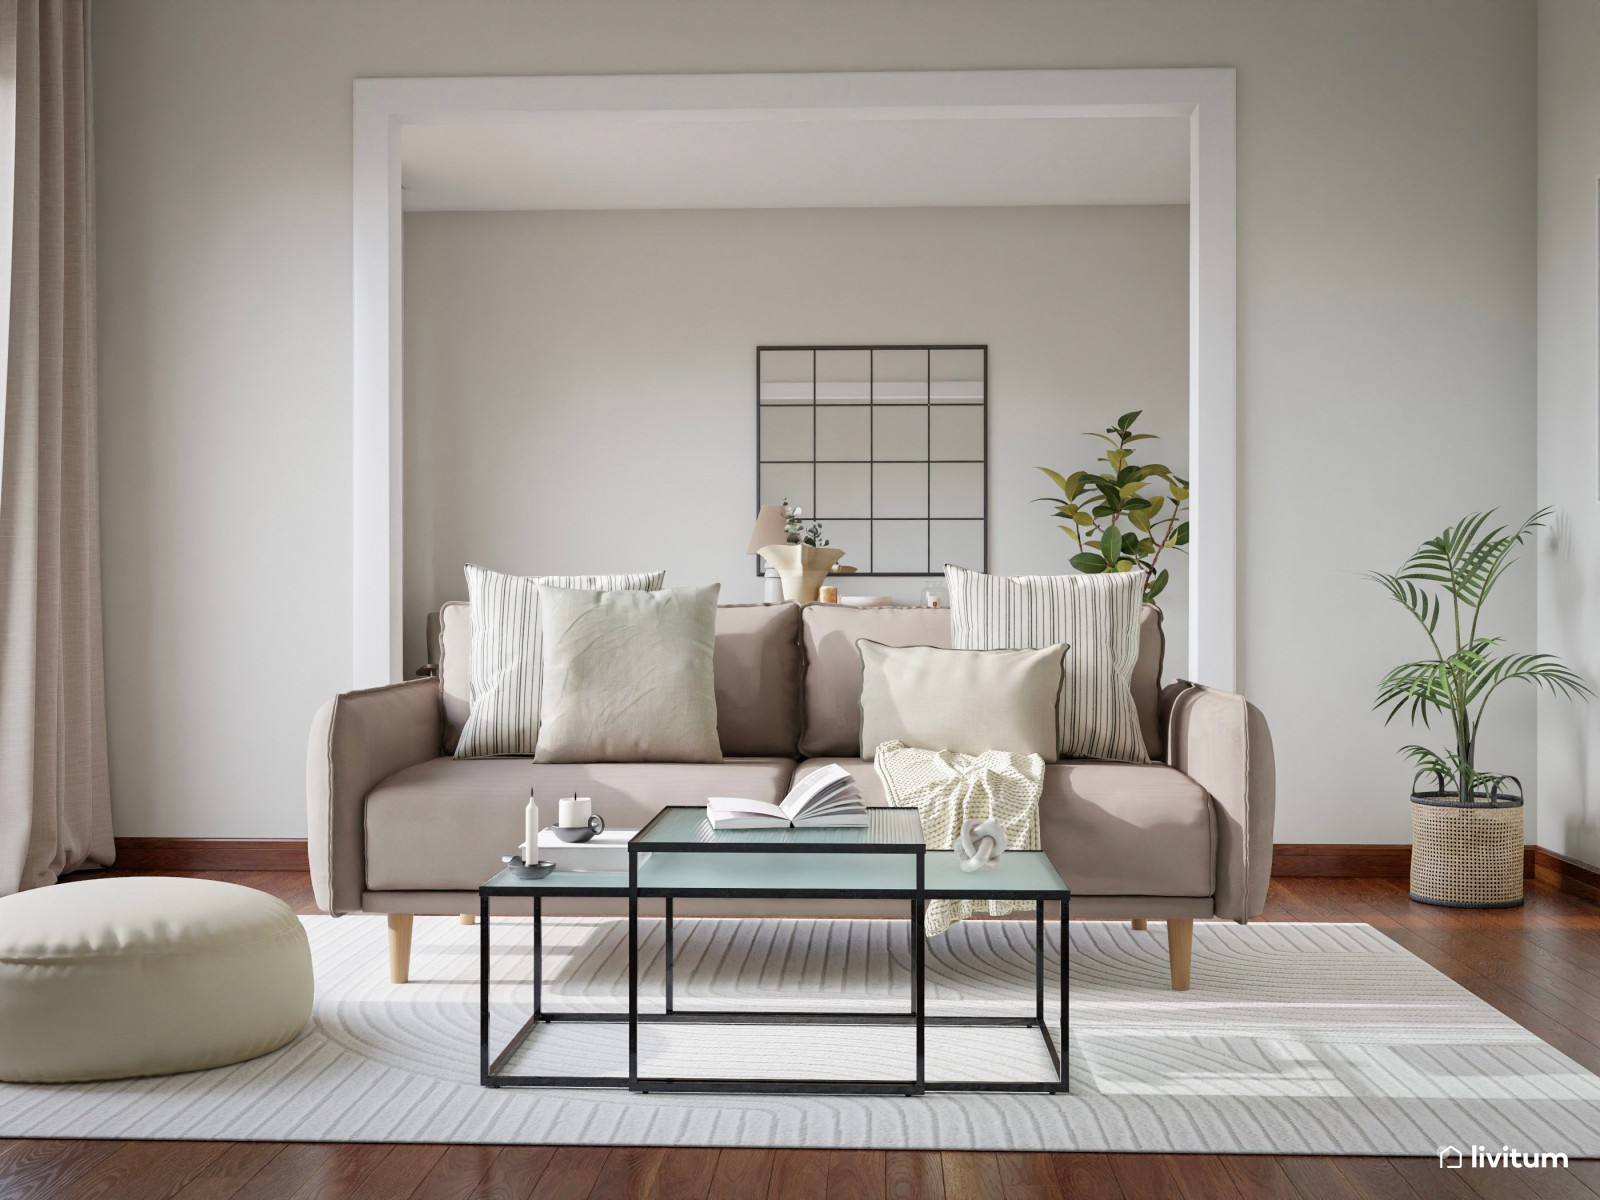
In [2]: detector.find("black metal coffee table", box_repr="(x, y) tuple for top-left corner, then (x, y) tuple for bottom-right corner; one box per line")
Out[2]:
(478, 867), (633, 1088)
(630, 806), (927, 1095)
(919, 850), (1069, 1093)
(478, 806), (1069, 1095)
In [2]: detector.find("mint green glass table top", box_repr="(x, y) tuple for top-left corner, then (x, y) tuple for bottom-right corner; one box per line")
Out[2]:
(480, 867), (632, 893)
(480, 841), (1065, 900)
(920, 850), (1069, 898)
(634, 805), (923, 850)
(635, 851), (917, 896)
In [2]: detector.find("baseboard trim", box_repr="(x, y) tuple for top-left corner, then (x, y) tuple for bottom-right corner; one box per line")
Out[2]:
(107, 838), (1578, 890)
(114, 838), (309, 872)
(1532, 847), (1600, 905)
(1272, 844), (1412, 878)
(1272, 844), (1538, 880)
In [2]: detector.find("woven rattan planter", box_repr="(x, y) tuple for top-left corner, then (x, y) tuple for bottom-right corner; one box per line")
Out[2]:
(1409, 789), (1524, 909)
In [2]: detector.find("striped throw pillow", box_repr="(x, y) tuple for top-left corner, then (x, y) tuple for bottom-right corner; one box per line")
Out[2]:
(454, 565), (666, 758)
(944, 564), (1150, 763)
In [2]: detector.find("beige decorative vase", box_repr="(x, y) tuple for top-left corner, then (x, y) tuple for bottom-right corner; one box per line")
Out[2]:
(759, 543), (846, 603)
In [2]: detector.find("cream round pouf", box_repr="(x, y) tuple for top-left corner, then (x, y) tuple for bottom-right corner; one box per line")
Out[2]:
(0, 876), (313, 1083)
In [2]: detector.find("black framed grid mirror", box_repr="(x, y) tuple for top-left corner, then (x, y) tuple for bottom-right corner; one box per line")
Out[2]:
(756, 344), (988, 577)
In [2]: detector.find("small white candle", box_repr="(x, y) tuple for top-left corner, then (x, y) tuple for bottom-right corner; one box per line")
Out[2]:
(559, 796), (591, 828)
(524, 792), (538, 860)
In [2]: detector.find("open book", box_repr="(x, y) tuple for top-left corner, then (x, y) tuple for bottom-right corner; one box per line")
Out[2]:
(708, 763), (868, 829)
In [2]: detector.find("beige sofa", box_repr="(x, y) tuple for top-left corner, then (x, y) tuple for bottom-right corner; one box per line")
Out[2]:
(308, 601), (1274, 991)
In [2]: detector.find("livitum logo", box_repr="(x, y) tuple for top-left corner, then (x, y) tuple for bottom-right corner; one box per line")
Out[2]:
(1437, 1145), (1570, 1169)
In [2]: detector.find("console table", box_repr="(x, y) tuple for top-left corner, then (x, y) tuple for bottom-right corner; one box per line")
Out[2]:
(478, 806), (1068, 1095)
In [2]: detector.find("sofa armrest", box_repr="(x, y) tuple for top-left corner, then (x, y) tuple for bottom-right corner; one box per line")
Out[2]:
(1164, 682), (1276, 923)
(307, 678), (442, 915)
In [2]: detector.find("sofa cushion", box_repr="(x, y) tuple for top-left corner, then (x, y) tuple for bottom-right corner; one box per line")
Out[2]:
(364, 757), (797, 890)
(711, 603), (804, 757)
(534, 584), (722, 764)
(438, 600), (473, 753)
(857, 641), (1066, 761)
(800, 605), (952, 758)
(801, 604), (1164, 759)
(945, 565), (1149, 764)
(437, 601), (805, 758)
(1132, 605), (1165, 758)
(793, 757), (1212, 897)
(455, 566), (668, 759)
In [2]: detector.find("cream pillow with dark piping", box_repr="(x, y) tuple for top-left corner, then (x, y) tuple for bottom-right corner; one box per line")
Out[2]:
(856, 640), (1068, 761)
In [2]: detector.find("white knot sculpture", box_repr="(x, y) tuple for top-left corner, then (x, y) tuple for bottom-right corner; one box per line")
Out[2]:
(956, 817), (1008, 873)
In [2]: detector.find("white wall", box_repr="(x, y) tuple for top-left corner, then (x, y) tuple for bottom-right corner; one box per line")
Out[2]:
(95, 0), (1536, 841)
(1536, 0), (1600, 867)
(402, 205), (1190, 677)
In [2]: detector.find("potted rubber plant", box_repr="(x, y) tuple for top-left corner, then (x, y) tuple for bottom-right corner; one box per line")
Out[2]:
(1370, 509), (1589, 907)
(1035, 410), (1188, 604)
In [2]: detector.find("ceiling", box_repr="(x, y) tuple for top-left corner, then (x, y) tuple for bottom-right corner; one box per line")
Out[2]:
(400, 115), (1191, 211)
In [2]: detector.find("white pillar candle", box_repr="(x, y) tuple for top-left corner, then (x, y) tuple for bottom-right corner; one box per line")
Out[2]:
(524, 792), (538, 859)
(559, 797), (591, 828)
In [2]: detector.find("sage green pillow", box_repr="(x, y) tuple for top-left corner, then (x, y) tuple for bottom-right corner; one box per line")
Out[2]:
(533, 583), (723, 763)
(857, 640), (1068, 761)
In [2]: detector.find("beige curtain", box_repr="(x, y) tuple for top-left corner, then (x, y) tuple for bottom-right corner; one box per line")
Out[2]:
(0, 0), (111, 894)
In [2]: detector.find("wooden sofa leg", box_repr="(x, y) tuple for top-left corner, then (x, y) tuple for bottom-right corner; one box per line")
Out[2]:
(460, 913), (475, 925)
(388, 914), (414, 984)
(1168, 919), (1193, 991)
(1131, 918), (1148, 931)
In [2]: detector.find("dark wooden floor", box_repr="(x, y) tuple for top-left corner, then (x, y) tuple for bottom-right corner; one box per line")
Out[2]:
(6, 871), (1600, 1199)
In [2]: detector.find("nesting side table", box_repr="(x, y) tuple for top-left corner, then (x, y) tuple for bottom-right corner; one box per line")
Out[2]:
(478, 868), (632, 1088)
(920, 850), (1069, 1093)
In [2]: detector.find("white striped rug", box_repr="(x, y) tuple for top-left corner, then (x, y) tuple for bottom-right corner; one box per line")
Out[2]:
(2, 916), (1598, 1155)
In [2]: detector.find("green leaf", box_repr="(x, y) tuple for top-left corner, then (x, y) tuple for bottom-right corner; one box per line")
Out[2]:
(1069, 552), (1108, 574)
(1101, 526), (1121, 565)
(1116, 410), (1141, 431)
(1037, 467), (1070, 495)
(1121, 531), (1141, 554)
(1146, 569), (1170, 601)
(1173, 521), (1189, 547)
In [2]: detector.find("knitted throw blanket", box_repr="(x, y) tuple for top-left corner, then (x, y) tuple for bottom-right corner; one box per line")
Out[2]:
(872, 740), (1045, 936)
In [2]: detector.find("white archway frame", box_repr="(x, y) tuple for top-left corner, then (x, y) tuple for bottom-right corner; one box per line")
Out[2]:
(352, 69), (1237, 689)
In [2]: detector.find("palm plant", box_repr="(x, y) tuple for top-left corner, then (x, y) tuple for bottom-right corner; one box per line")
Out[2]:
(1371, 508), (1589, 804)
